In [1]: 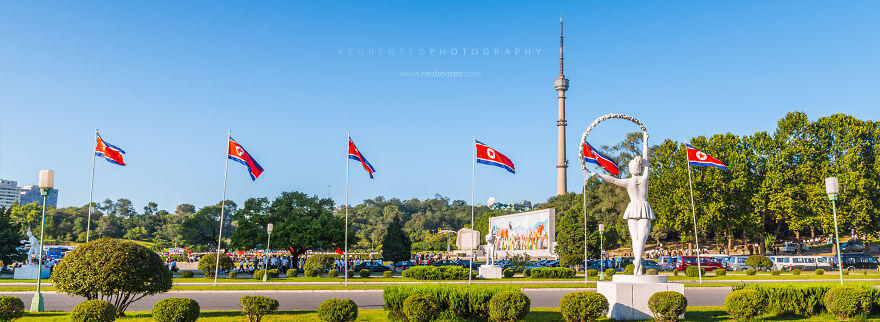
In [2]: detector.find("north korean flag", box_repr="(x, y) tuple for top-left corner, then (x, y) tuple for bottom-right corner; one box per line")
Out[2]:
(228, 137), (264, 180)
(582, 141), (619, 176)
(475, 140), (515, 174)
(348, 138), (376, 178)
(95, 132), (126, 166)
(686, 144), (727, 170)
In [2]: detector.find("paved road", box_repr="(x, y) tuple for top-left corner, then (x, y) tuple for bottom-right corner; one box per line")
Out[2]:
(0, 287), (732, 311)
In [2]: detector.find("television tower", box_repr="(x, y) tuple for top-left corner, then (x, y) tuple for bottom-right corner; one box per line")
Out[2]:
(555, 17), (569, 196)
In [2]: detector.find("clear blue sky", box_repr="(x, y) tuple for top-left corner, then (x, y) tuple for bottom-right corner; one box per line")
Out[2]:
(1, 1), (878, 211)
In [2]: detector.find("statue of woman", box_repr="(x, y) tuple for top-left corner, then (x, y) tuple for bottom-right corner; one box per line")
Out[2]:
(585, 139), (652, 276)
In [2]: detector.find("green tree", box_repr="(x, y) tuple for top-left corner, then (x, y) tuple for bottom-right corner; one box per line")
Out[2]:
(381, 215), (411, 262)
(0, 207), (22, 264)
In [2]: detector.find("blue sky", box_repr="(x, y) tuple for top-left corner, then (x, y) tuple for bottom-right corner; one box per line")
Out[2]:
(1, 1), (878, 211)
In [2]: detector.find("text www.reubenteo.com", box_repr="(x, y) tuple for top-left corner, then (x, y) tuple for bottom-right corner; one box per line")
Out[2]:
(400, 70), (483, 79)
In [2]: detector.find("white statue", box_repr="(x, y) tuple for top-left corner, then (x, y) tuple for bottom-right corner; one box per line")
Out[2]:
(484, 227), (497, 265)
(581, 114), (653, 276)
(20, 231), (40, 264)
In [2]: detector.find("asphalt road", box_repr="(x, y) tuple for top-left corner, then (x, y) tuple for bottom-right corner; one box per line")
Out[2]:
(0, 287), (732, 311)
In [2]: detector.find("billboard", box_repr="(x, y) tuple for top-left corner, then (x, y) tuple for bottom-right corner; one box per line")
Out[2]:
(487, 208), (555, 258)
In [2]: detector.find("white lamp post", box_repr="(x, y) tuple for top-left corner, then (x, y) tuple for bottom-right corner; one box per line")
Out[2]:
(826, 177), (843, 285)
(263, 223), (273, 282)
(31, 170), (53, 312)
(598, 224), (605, 281)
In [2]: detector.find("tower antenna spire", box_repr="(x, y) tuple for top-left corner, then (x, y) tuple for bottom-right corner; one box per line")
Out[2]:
(559, 16), (564, 76)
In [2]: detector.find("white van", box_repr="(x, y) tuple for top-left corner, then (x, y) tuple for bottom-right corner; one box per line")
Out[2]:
(723, 256), (749, 271)
(768, 256), (832, 271)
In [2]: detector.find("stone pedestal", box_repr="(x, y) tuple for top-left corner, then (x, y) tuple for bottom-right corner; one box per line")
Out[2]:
(597, 275), (684, 320)
(13, 265), (50, 280)
(478, 265), (503, 279)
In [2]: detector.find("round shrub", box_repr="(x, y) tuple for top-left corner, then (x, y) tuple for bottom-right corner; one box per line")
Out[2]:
(842, 270), (850, 276)
(317, 298), (358, 322)
(792, 269), (801, 276)
(725, 289), (766, 320)
(559, 291), (608, 322)
(359, 269), (371, 278)
(197, 253), (234, 278)
(179, 271), (194, 278)
(402, 293), (438, 322)
(228, 271), (238, 279)
(304, 255), (336, 272)
(488, 291), (530, 321)
(745, 269), (757, 276)
(328, 269), (339, 278)
(649, 291), (687, 322)
(523, 268), (531, 277)
(823, 286), (872, 319)
(286, 268), (299, 278)
(151, 298), (200, 322)
(685, 266), (705, 277)
(624, 264), (635, 275)
(745, 255), (772, 270)
(346, 270), (356, 278)
(239, 295), (279, 322)
(71, 299), (116, 322)
(815, 269), (824, 275)
(646, 268), (658, 275)
(604, 269), (616, 277)
(253, 269), (266, 280)
(503, 269), (515, 278)
(715, 268), (726, 276)
(267, 269), (279, 278)
(305, 269), (319, 277)
(383, 270), (393, 278)
(771, 270), (780, 276)
(586, 269), (598, 277)
(0, 296), (24, 321)
(673, 270), (679, 276)
(53, 238), (172, 316)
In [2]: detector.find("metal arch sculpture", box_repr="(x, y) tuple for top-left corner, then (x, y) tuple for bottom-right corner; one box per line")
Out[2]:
(579, 113), (649, 171)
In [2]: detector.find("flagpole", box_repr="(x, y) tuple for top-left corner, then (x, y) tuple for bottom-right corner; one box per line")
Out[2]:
(213, 130), (231, 286)
(583, 169), (588, 284)
(345, 131), (350, 286)
(86, 129), (97, 242)
(686, 147), (703, 284)
(469, 136), (476, 285)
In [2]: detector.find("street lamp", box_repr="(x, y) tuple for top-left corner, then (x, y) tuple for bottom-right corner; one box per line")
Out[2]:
(598, 224), (605, 282)
(31, 169), (53, 312)
(263, 223), (273, 282)
(826, 177), (843, 285)
(439, 230), (454, 255)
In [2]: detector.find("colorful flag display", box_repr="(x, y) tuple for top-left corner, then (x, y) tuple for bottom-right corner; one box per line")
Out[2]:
(582, 141), (619, 176)
(95, 132), (126, 166)
(475, 140), (515, 174)
(348, 138), (376, 178)
(227, 137), (264, 180)
(686, 144), (727, 170)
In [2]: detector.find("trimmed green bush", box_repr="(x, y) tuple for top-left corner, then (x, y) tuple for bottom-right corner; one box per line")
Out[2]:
(252, 269), (266, 280)
(746, 269), (757, 276)
(685, 266), (705, 277)
(739, 284), (828, 316)
(815, 269), (824, 275)
(197, 253), (234, 278)
(151, 298), (200, 322)
(745, 255), (772, 270)
(304, 269), (319, 277)
(715, 268), (726, 276)
(646, 268), (659, 275)
(725, 289), (766, 320)
(359, 269), (371, 278)
(503, 269), (515, 278)
(328, 269), (339, 278)
(346, 270), (355, 278)
(0, 296), (25, 322)
(71, 299), (116, 322)
(823, 286), (872, 319)
(488, 291), (530, 321)
(179, 271), (194, 278)
(530, 267), (576, 279)
(792, 269), (801, 276)
(286, 268), (299, 278)
(523, 268), (531, 277)
(623, 264), (635, 275)
(673, 270), (679, 276)
(317, 298), (358, 322)
(402, 294), (438, 322)
(604, 269), (616, 277)
(383, 284), (518, 320)
(558, 291), (608, 322)
(383, 270), (393, 278)
(771, 270), (780, 276)
(649, 291), (687, 322)
(304, 255), (336, 272)
(228, 271), (238, 279)
(267, 269), (279, 278)
(586, 269), (598, 277)
(842, 270), (850, 276)
(239, 295), (279, 322)
(402, 266), (474, 280)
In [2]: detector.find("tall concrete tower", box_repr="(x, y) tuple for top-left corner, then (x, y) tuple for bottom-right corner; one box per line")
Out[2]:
(554, 17), (569, 196)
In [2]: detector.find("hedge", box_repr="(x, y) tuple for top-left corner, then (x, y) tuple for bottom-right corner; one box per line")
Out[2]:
(725, 289), (767, 320)
(402, 294), (438, 322)
(239, 296), (279, 322)
(151, 298), (200, 322)
(791, 269), (801, 276)
(503, 269), (515, 278)
(383, 284), (518, 320)
(745, 269), (757, 276)
(715, 269), (726, 276)
(559, 291), (607, 322)
(383, 270), (394, 278)
(488, 291), (530, 321)
(305, 269), (319, 277)
(648, 291), (687, 322)
(738, 284), (827, 316)
(317, 298), (358, 322)
(815, 269), (824, 275)
(823, 286), (872, 319)
(586, 269), (598, 277)
(179, 271), (194, 278)
(529, 267), (576, 279)
(0, 296), (24, 322)
(71, 300), (116, 322)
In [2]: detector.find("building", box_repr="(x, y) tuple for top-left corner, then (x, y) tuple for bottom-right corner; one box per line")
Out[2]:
(19, 185), (58, 208)
(555, 18), (570, 196)
(0, 179), (20, 209)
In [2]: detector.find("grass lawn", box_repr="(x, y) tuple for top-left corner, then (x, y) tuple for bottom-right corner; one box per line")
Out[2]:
(17, 307), (880, 321)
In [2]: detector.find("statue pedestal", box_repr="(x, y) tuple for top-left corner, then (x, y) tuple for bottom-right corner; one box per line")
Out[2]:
(597, 275), (684, 320)
(13, 265), (50, 280)
(478, 265), (503, 279)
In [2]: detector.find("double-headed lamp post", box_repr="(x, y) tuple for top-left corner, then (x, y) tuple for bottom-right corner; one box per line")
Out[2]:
(826, 177), (844, 285)
(263, 223), (273, 282)
(31, 169), (53, 312)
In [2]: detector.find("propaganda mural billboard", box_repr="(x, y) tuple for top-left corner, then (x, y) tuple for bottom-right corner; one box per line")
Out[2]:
(487, 208), (555, 258)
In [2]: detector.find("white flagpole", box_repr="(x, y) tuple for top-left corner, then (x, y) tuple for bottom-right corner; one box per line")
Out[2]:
(583, 170), (588, 284)
(86, 129), (97, 242)
(686, 147), (703, 284)
(213, 130), (231, 286)
(345, 131), (350, 286)
(469, 136), (476, 285)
